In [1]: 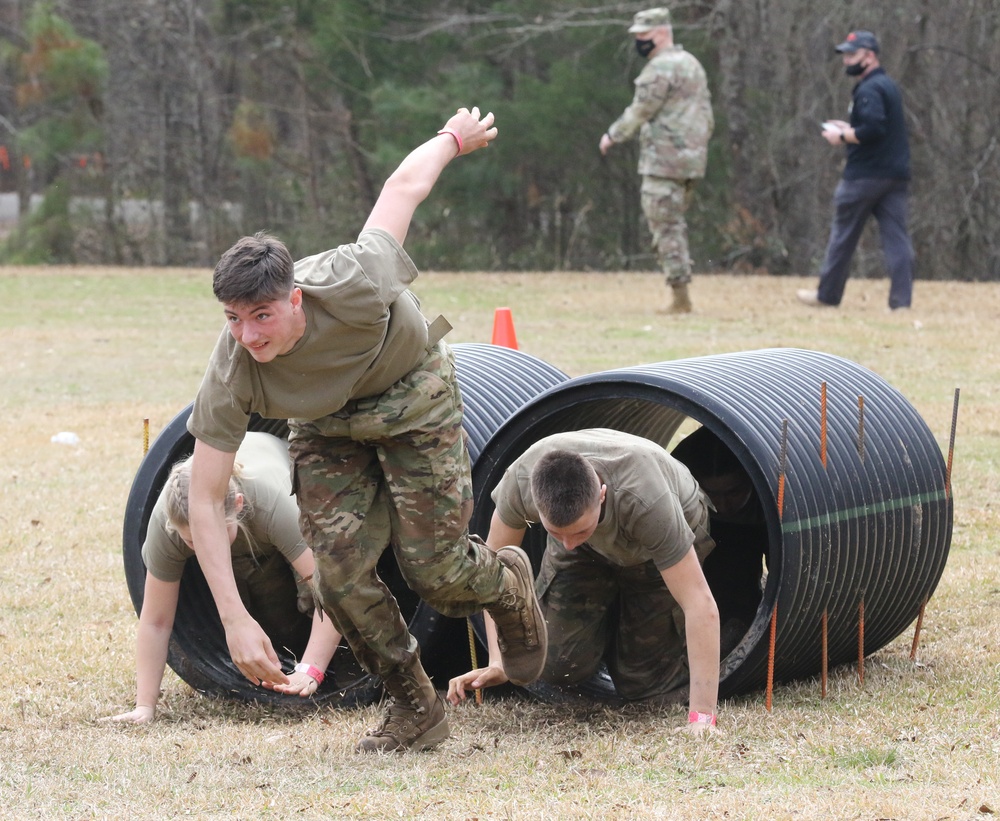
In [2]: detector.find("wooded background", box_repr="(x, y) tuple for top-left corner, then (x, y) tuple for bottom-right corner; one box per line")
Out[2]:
(1, 0), (997, 280)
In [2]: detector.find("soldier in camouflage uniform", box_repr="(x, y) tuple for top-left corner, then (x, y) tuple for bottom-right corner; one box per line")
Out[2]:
(184, 106), (547, 754)
(447, 429), (721, 733)
(600, 7), (714, 314)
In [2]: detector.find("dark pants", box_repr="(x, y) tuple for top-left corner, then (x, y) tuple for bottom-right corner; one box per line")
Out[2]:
(817, 177), (914, 309)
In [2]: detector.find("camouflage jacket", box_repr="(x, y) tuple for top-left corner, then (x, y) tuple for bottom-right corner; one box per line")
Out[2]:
(607, 45), (714, 179)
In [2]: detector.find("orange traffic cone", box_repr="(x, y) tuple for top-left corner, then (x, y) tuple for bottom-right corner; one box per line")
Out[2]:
(491, 307), (519, 349)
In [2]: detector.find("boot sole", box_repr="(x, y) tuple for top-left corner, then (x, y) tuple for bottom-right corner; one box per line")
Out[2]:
(494, 545), (548, 686)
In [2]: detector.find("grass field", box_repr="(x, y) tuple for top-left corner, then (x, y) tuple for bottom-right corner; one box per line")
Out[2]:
(1, 266), (998, 819)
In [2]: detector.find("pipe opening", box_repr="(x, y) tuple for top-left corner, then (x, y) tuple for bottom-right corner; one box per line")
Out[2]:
(671, 425), (770, 662)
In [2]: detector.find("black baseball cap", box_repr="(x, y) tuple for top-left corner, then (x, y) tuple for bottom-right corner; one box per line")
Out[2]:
(835, 30), (880, 54)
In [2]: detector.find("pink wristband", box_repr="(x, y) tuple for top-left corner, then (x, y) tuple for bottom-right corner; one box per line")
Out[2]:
(294, 662), (325, 685)
(437, 128), (463, 155)
(688, 710), (717, 726)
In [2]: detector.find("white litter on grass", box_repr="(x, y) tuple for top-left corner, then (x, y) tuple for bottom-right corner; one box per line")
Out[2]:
(51, 431), (81, 445)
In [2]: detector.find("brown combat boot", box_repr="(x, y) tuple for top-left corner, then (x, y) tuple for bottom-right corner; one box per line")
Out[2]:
(355, 661), (450, 753)
(658, 282), (692, 314)
(485, 545), (548, 686)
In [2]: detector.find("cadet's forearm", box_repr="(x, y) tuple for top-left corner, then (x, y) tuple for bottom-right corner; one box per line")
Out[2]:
(188, 440), (247, 624)
(134, 617), (172, 710)
(684, 598), (720, 715)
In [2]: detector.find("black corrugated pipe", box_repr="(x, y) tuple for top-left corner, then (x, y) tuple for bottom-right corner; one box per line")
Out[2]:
(468, 348), (953, 701)
(120, 343), (568, 707)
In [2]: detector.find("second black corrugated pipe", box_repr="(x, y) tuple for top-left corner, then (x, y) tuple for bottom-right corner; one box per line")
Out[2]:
(469, 348), (953, 700)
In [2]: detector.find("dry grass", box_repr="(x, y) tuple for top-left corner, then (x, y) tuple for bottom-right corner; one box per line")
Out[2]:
(1, 266), (998, 819)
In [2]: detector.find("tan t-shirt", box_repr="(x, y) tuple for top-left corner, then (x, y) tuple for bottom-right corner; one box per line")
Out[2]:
(188, 229), (427, 452)
(492, 428), (703, 571)
(142, 432), (306, 582)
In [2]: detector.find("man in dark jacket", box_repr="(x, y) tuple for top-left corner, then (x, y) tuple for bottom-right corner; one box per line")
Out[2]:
(798, 30), (915, 311)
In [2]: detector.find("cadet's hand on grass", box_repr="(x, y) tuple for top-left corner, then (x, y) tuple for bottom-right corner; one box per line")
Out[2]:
(447, 664), (508, 705)
(99, 705), (155, 725)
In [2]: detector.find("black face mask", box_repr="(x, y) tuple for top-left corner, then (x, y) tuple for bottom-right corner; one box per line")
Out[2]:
(845, 61), (866, 77)
(635, 38), (656, 58)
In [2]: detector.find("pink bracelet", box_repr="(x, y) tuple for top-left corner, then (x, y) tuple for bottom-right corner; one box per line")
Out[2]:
(437, 128), (463, 155)
(688, 710), (717, 726)
(294, 662), (325, 685)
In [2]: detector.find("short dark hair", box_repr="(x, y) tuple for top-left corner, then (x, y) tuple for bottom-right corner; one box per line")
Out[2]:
(213, 231), (295, 305)
(529, 450), (601, 528)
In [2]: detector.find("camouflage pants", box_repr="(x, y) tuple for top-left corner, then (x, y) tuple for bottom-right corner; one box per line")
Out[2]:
(534, 495), (714, 701)
(288, 342), (507, 678)
(641, 175), (696, 286)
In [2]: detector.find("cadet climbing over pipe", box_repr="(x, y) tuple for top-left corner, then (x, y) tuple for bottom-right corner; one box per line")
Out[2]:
(448, 428), (721, 733)
(184, 106), (547, 753)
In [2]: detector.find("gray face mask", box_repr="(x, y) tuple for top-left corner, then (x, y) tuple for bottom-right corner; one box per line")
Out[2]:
(635, 38), (656, 58)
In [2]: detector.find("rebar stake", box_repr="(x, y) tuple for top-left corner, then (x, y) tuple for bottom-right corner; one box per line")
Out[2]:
(766, 603), (777, 712)
(820, 381), (828, 468)
(777, 420), (789, 519)
(766, 419), (788, 714)
(857, 599), (865, 685)
(857, 396), (866, 462)
(946, 388), (960, 497)
(467, 618), (483, 704)
(909, 598), (927, 661)
(821, 609), (828, 699)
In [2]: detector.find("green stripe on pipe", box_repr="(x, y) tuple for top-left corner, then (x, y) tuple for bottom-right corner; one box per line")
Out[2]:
(781, 490), (948, 534)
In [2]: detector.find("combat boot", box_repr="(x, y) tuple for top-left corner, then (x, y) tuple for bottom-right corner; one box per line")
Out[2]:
(485, 545), (548, 686)
(356, 661), (449, 753)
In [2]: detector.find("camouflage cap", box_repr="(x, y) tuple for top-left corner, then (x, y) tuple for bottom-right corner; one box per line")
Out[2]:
(835, 30), (880, 54)
(628, 7), (672, 33)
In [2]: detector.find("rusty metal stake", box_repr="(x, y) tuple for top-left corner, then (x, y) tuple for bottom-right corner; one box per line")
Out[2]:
(766, 603), (778, 712)
(857, 599), (865, 685)
(946, 388), (960, 497)
(821, 609), (828, 699)
(820, 381), (828, 468)
(777, 419), (789, 519)
(910, 599), (927, 661)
